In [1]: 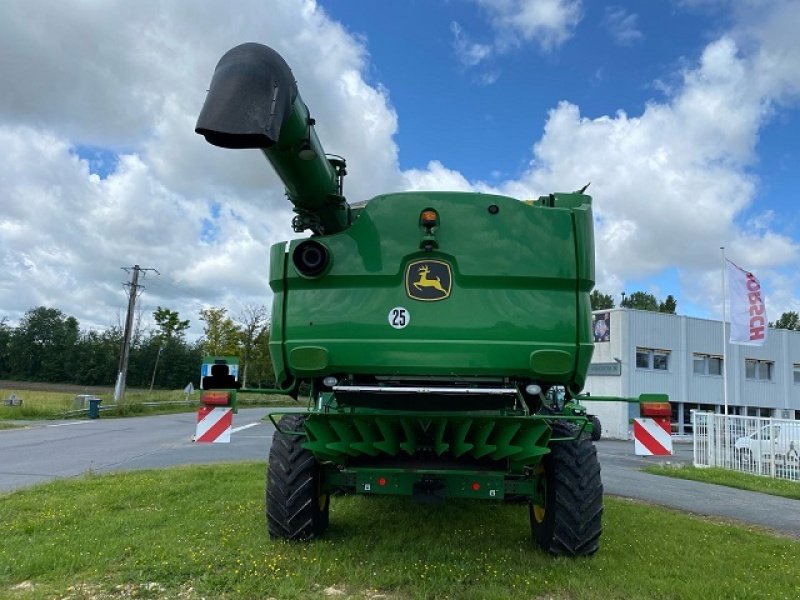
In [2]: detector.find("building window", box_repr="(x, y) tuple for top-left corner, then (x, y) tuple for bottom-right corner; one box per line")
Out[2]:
(693, 354), (723, 376)
(636, 348), (670, 371)
(794, 364), (800, 385)
(745, 359), (773, 381)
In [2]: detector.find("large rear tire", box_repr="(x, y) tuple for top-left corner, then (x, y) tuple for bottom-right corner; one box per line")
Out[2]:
(267, 414), (330, 540)
(530, 422), (603, 556)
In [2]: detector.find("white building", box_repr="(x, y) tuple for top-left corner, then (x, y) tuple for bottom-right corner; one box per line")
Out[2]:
(585, 309), (800, 439)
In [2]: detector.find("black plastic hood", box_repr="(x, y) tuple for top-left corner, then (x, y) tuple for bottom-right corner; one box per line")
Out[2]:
(195, 43), (297, 149)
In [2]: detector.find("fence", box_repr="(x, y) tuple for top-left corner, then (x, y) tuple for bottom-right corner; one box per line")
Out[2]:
(692, 411), (800, 481)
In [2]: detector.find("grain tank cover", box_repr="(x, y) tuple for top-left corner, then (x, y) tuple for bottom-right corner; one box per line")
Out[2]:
(196, 43), (297, 149)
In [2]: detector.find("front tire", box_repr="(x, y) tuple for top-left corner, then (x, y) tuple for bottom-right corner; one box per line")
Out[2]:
(589, 415), (602, 442)
(267, 414), (330, 540)
(530, 422), (603, 556)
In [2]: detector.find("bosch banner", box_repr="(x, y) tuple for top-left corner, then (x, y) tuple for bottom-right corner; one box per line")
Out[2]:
(726, 260), (767, 346)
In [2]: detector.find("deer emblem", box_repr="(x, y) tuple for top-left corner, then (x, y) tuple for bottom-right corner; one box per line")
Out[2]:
(413, 264), (447, 294)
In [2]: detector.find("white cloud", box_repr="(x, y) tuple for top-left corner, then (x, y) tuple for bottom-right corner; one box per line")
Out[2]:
(0, 0), (799, 339)
(451, 21), (493, 67)
(603, 6), (644, 46)
(411, 1), (800, 312)
(0, 0), (402, 335)
(515, 21), (800, 296)
(475, 70), (502, 86)
(403, 161), (486, 193)
(450, 0), (583, 84)
(477, 0), (583, 52)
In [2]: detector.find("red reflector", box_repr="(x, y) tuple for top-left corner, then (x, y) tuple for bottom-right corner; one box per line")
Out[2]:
(378, 477), (387, 486)
(202, 391), (230, 406)
(471, 482), (480, 491)
(641, 402), (671, 417)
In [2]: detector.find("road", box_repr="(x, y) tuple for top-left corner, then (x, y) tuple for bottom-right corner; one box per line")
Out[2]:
(0, 409), (273, 492)
(599, 439), (800, 537)
(1, 410), (799, 537)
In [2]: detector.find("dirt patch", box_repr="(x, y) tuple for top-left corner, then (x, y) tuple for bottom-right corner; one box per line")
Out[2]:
(0, 380), (114, 395)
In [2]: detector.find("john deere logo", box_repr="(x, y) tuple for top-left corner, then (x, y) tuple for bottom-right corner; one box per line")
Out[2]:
(406, 260), (451, 301)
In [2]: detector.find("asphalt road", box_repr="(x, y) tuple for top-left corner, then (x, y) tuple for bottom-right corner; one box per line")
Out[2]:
(0, 409), (274, 492)
(2, 409), (799, 538)
(599, 439), (800, 537)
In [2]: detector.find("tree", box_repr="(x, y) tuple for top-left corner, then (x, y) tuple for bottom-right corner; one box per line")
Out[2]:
(620, 291), (677, 314)
(73, 327), (122, 386)
(770, 311), (800, 330)
(0, 305), (202, 389)
(659, 295), (677, 315)
(247, 325), (276, 386)
(235, 304), (269, 388)
(590, 290), (615, 310)
(620, 291), (658, 312)
(124, 326), (202, 390)
(0, 318), (11, 378)
(7, 307), (80, 381)
(152, 306), (190, 342)
(199, 308), (241, 356)
(147, 307), (192, 392)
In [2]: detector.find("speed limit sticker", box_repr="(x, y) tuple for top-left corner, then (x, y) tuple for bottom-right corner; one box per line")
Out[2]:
(388, 307), (410, 329)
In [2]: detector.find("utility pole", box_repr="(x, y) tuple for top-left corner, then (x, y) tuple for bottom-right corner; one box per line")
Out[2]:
(114, 265), (158, 402)
(149, 343), (164, 395)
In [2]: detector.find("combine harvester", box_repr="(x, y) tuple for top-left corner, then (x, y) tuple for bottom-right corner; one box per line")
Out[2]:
(195, 43), (664, 556)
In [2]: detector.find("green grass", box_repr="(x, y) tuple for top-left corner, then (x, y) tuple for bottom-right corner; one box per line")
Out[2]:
(0, 388), (296, 420)
(1, 464), (798, 599)
(0, 389), (78, 419)
(644, 465), (800, 501)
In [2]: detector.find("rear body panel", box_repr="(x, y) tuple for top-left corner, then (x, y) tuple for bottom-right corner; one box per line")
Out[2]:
(270, 191), (594, 390)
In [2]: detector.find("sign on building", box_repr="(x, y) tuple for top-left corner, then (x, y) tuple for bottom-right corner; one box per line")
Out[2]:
(588, 362), (621, 376)
(593, 312), (611, 342)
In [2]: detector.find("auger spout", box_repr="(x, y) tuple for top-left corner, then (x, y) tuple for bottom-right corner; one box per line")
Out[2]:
(196, 43), (348, 235)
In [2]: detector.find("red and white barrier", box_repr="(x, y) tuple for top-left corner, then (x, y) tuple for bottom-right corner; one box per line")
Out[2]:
(633, 417), (673, 456)
(195, 406), (233, 443)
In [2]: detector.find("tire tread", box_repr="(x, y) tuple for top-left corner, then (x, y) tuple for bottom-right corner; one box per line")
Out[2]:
(266, 414), (329, 540)
(533, 422), (603, 556)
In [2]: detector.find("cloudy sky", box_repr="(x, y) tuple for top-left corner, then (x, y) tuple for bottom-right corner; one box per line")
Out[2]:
(1, 0), (798, 337)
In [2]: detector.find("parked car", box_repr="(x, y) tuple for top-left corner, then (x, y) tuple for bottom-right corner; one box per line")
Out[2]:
(734, 424), (800, 466)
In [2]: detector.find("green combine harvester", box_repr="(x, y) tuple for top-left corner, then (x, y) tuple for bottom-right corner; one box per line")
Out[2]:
(196, 43), (660, 556)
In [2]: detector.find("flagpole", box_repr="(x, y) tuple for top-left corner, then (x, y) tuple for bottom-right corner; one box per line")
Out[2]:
(721, 246), (728, 416)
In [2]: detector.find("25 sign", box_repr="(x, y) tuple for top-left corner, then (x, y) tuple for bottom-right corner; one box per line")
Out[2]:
(388, 307), (410, 329)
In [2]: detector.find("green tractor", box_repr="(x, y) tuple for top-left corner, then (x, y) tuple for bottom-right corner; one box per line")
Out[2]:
(196, 43), (648, 556)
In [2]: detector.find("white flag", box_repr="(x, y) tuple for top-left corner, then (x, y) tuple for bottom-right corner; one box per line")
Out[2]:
(726, 260), (767, 345)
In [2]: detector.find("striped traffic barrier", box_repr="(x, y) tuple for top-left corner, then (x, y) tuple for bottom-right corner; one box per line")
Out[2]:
(633, 417), (673, 456)
(195, 406), (233, 443)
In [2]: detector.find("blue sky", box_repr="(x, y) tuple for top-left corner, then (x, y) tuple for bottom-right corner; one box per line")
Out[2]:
(322, 1), (713, 177)
(320, 0), (800, 315)
(0, 0), (798, 334)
